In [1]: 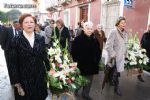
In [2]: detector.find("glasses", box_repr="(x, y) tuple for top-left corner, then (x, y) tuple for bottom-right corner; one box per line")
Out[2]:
(50, 23), (55, 24)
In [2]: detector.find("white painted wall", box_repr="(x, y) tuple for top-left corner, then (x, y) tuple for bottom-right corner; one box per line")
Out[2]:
(148, 8), (150, 26)
(64, 9), (70, 27)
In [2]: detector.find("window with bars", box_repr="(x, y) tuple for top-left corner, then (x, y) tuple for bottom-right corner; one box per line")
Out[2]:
(80, 5), (88, 21)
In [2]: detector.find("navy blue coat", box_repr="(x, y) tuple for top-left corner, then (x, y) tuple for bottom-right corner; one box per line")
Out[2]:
(9, 32), (50, 100)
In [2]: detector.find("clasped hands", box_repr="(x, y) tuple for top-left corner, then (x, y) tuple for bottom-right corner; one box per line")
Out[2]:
(14, 83), (25, 96)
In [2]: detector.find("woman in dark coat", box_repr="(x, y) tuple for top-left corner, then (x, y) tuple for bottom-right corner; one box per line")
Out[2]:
(8, 14), (50, 100)
(71, 21), (101, 100)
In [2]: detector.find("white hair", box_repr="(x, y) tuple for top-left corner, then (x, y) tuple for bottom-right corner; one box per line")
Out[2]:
(84, 21), (93, 29)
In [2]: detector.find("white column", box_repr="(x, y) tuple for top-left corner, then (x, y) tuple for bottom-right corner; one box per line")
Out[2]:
(68, 9), (71, 27)
(75, 7), (78, 29)
(119, 0), (124, 16)
(148, 7), (150, 26)
(88, 3), (91, 21)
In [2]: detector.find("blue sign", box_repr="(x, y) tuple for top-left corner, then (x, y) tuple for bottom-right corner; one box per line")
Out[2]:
(124, 0), (133, 7)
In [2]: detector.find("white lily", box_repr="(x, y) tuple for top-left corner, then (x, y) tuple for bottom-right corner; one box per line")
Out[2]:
(51, 63), (55, 69)
(139, 60), (142, 64)
(48, 47), (55, 56)
(55, 55), (62, 63)
(55, 48), (61, 55)
(53, 42), (57, 47)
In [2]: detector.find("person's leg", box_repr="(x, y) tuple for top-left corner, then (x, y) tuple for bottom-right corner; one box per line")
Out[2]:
(113, 72), (122, 96)
(109, 66), (122, 96)
(137, 68), (144, 82)
(82, 75), (93, 100)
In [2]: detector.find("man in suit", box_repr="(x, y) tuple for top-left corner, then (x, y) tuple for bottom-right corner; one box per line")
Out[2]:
(8, 20), (21, 38)
(4, 20), (20, 53)
(2, 21), (21, 81)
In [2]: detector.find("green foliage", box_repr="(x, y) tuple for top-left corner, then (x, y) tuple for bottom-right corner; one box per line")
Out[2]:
(0, 9), (21, 23)
(0, 11), (8, 23)
(47, 69), (89, 94)
(6, 9), (21, 21)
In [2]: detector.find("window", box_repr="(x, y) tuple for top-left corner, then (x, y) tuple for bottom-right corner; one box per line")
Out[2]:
(80, 5), (88, 21)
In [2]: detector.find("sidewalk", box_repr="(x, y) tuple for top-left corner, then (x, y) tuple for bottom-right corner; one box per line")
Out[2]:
(0, 47), (14, 100)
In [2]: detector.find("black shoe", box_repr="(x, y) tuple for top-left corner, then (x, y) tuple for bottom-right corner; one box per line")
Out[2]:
(114, 87), (122, 96)
(137, 75), (144, 82)
(82, 94), (92, 100)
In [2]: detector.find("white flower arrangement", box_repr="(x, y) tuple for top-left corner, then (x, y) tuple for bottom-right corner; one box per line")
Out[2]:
(47, 33), (88, 95)
(125, 33), (149, 70)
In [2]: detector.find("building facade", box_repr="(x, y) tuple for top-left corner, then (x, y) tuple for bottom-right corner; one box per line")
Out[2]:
(42, 0), (150, 38)
(51, 0), (102, 30)
(124, 0), (150, 39)
(47, 0), (123, 36)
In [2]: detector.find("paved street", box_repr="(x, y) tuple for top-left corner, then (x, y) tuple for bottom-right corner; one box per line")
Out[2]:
(0, 46), (150, 100)
(75, 71), (150, 100)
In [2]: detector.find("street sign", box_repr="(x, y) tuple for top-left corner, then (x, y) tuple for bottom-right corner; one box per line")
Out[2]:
(124, 0), (133, 7)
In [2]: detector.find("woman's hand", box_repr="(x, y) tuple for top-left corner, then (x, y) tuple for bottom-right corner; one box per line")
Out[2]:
(14, 83), (25, 96)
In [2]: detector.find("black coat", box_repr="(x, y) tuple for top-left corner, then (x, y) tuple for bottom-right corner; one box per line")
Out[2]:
(9, 32), (50, 100)
(52, 26), (70, 48)
(1, 26), (20, 51)
(141, 30), (150, 58)
(0, 25), (8, 49)
(71, 31), (101, 75)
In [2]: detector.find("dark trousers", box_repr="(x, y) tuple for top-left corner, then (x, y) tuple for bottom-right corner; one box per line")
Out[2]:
(82, 75), (94, 96)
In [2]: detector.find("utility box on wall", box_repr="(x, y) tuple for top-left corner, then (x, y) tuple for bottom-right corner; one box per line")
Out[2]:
(124, 0), (133, 7)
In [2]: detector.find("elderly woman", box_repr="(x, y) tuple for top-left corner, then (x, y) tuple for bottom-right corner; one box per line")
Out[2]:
(8, 14), (50, 100)
(71, 21), (101, 100)
(105, 17), (128, 96)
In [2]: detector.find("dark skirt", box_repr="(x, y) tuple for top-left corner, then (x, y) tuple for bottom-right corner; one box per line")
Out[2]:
(14, 79), (48, 100)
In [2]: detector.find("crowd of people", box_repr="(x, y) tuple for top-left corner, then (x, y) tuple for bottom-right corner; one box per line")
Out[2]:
(0, 13), (150, 100)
